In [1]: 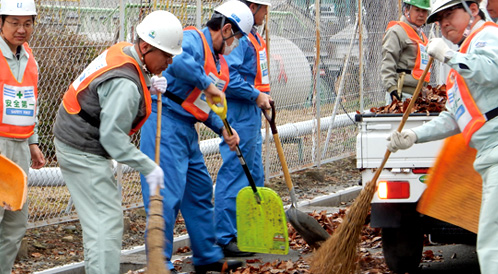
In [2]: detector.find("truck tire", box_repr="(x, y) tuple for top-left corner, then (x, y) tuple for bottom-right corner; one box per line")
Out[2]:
(382, 226), (424, 273)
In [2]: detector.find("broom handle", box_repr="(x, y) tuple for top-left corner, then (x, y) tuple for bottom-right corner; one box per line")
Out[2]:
(370, 57), (434, 184)
(154, 94), (162, 196)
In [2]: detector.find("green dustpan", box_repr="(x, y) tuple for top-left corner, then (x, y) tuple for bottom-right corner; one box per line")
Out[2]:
(209, 97), (289, 255)
(236, 186), (289, 254)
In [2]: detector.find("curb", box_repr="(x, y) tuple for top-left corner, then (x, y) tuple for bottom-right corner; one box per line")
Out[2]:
(33, 186), (362, 274)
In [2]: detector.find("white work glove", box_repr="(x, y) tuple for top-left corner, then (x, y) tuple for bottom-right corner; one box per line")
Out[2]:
(149, 75), (167, 95)
(427, 38), (455, 63)
(144, 165), (164, 196)
(386, 130), (418, 153)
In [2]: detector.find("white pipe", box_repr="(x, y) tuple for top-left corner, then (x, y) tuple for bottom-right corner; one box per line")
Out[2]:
(28, 113), (356, 186)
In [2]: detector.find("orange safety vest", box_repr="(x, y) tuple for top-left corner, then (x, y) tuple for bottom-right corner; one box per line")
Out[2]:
(386, 21), (431, 82)
(62, 42), (151, 135)
(181, 27), (230, 121)
(446, 22), (498, 145)
(247, 32), (270, 93)
(0, 43), (38, 138)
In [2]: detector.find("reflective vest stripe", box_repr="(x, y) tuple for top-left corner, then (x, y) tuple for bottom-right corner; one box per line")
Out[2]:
(62, 42), (151, 135)
(446, 22), (498, 145)
(181, 27), (230, 121)
(0, 43), (38, 138)
(386, 21), (430, 82)
(247, 32), (270, 93)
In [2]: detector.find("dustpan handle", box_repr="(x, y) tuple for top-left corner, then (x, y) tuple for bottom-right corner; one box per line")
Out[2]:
(209, 97), (261, 203)
(262, 101), (296, 198)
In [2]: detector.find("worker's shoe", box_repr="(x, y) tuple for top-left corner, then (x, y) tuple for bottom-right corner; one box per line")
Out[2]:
(221, 239), (255, 257)
(169, 269), (187, 274)
(194, 259), (243, 274)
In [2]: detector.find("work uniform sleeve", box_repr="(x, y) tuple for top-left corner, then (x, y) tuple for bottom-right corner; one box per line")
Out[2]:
(98, 78), (156, 175)
(28, 102), (40, 145)
(28, 60), (40, 145)
(447, 28), (498, 86)
(203, 112), (225, 136)
(224, 38), (261, 102)
(166, 31), (213, 91)
(381, 27), (403, 93)
(411, 109), (460, 143)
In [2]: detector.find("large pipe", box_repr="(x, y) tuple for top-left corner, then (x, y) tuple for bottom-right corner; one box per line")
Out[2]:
(28, 113), (356, 186)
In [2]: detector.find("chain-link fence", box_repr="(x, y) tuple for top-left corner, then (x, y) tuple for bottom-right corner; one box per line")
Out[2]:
(26, 0), (441, 228)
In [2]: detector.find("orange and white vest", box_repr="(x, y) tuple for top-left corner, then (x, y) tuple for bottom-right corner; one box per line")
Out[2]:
(386, 21), (431, 82)
(0, 43), (38, 138)
(247, 32), (270, 93)
(62, 42), (151, 135)
(181, 27), (230, 121)
(446, 22), (498, 145)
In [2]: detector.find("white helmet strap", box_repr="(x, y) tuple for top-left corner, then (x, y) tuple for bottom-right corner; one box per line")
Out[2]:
(252, 3), (262, 16)
(460, 0), (475, 43)
(137, 39), (153, 75)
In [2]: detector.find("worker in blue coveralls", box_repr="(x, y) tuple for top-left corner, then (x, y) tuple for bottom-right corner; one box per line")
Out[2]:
(214, 0), (272, 257)
(139, 1), (254, 273)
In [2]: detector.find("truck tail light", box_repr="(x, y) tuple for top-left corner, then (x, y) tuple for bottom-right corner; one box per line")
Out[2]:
(377, 181), (410, 199)
(412, 168), (430, 174)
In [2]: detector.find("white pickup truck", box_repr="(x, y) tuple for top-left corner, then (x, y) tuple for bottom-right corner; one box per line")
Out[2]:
(355, 112), (477, 273)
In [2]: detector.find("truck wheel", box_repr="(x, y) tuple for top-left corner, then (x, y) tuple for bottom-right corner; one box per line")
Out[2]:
(382, 227), (423, 273)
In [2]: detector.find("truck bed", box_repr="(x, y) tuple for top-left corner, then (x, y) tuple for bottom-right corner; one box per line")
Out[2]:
(355, 113), (444, 169)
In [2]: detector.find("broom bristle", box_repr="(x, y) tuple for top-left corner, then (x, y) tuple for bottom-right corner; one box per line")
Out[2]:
(309, 180), (377, 274)
(146, 195), (170, 274)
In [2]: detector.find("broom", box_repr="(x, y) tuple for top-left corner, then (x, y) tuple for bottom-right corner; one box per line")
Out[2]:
(146, 93), (169, 274)
(309, 57), (433, 274)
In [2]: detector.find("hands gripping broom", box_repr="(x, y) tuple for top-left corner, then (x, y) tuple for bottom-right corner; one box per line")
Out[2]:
(310, 57), (434, 274)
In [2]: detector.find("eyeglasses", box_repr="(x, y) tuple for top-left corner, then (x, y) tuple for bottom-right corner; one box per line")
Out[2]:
(4, 20), (34, 30)
(434, 5), (461, 23)
(161, 51), (174, 60)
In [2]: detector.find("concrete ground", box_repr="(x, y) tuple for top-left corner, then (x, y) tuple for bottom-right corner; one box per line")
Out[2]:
(34, 187), (362, 274)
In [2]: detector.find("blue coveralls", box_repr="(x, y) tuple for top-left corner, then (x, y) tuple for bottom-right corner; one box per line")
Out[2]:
(215, 30), (266, 245)
(140, 27), (226, 270)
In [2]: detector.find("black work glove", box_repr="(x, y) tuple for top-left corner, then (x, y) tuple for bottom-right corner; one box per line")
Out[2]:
(390, 90), (402, 102)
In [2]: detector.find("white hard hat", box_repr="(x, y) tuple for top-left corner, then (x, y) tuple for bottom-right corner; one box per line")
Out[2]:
(427, 0), (478, 23)
(245, 0), (272, 6)
(214, 1), (254, 35)
(136, 10), (183, 56)
(0, 0), (37, 16)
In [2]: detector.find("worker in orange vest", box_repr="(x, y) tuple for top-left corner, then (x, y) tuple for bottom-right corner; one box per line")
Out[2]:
(0, 1), (46, 273)
(53, 10), (183, 274)
(387, 1), (498, 273)
(381, 0), (431, 103)
(139, 1), (253, 273)
(214, 0), (272, 257)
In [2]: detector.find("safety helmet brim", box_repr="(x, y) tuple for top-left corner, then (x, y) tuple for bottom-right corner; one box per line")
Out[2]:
(404, 0), (431, 10)
(427, 0), (479, 24)
(246, 0), (272, 6)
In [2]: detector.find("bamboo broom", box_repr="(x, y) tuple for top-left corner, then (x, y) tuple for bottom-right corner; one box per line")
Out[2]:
(146, 94), (169, 274)
(309, 57), (434, 274)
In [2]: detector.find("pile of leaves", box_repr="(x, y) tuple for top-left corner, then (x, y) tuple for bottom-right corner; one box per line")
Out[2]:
(167, 209), (393, 274)
(369, 85), (447, 114)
